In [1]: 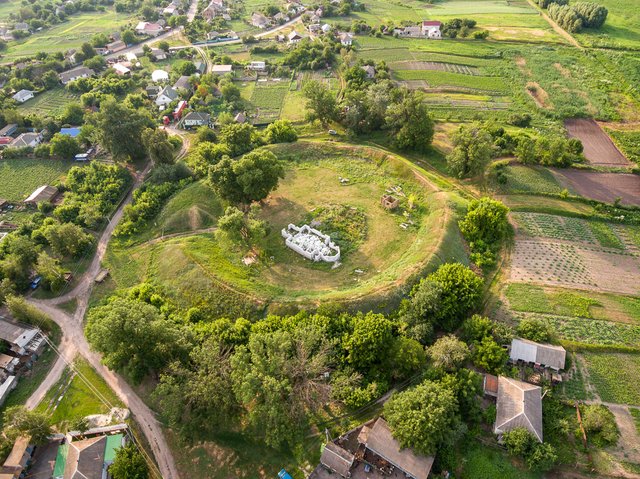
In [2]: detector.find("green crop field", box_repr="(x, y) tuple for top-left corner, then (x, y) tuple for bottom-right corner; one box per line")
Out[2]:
(582, 352), (640, 405)
(608, 129), (640, 165)
(491, 165), (567, 195)
(4, 11), (135, 59)
(393, 70), (509, 93)
(0, 158), (73, 201)
(18, 88), (81, 116)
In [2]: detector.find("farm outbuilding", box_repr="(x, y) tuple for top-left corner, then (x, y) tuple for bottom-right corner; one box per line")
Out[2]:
(12, 89), (34, 103)
(24, 185), (58, 205)
(152, 70), (170, 83)
(510, 338), (566, 371)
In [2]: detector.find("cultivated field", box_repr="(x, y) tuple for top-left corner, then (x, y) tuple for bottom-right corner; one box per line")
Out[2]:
(552, 169), (640, 206)
(510, 213), (640, 295)
(565, 118), (629, 166)
(582, 352), (640, 405)
(248, 80), (289, 124)
(18, 88), (81, 116)
(0, 158), (72, 201)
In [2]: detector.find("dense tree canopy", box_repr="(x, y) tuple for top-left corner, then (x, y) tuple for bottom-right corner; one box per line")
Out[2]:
(447, 124), (494, 178)
(109, 443), (149, 479)
(208, 150), (284, 205)
(384, 380), (464, 455)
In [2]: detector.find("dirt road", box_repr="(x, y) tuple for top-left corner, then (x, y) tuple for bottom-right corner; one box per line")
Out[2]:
(24, 162), (180, 479)
(526, 0), (583, 49)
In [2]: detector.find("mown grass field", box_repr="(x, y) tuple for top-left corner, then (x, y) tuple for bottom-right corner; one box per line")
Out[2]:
(0, 158), (73, 201)
(103, 142), (464, 314)
(37, 358), (123, 424)
(17, 88), (81, 116)
(4, 11), (134, 59)
(491, 164), (567, 195)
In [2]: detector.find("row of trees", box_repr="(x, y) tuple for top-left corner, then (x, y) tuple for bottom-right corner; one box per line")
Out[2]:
(304, 76), (435, 152)
(446, 122), (585, 180)
(548, 2), (608, 32)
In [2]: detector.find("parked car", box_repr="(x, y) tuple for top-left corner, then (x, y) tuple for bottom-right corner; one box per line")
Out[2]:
(30, 276), (42, 289)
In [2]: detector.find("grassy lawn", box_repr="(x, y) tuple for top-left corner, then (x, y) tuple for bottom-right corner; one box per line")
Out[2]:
(4, 11), (134, 59)
(498, 195), (596, 216)
(0, 158), (74, 201)
(17, 88), (81, 116)
(459, 441), (542, 479)
(37, 358), (123, 425)
(104, 142), (462, 313)
(582, 352), (640, 405)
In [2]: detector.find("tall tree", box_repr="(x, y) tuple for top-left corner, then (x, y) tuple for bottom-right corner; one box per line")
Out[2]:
(85, 298), (191, 382)
(208, 150), (284, 205)
(384, 380), (464, 455)
(384, 90), (434, 152)
(86, 96), (152, 161)
(447, 124), (494, 178)
(3, 406), (52, 444)
(141, 128), (175, 164)
(303, 80), (338, 126)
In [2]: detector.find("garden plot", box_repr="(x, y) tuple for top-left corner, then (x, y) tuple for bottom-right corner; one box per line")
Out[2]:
(565, 119), (629, 167)
(391, 61), (480, 76)
(552, 169), (640, 207)
(581, 352), (640, 405)
(249, 80), (289, 124)
(513, 213), (597, 245)
(510, 238), (640, 295)
(18, 88), (81, 116)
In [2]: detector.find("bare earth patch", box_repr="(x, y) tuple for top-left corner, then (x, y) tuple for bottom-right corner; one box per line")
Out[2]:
(554, 62), (571, 78)
(526, 82), (552, 109)
(564, 118), (629, 166)
(510, 238), (640, 295)
(552, 169), (640, 206)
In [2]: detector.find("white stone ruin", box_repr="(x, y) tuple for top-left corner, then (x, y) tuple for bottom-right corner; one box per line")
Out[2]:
(281, 224), (341, 263)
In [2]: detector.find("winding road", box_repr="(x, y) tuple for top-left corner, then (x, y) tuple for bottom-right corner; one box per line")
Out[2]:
(24, 163), (181, 479)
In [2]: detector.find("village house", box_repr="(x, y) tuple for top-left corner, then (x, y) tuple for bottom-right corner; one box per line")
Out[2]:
(12, 22), (29, 32)
(308, 23), (321, 33)
(203, 0), (225, 21)
(510, 338), (566, 371)
(156, 86), (179, 107)
(321, 23), (331, 34)
(251, 12), (270, 28)
(11, 90), (34, 103)
(10, 131), (42, 148)
(135, 21), (164, 37)
(206, 30), (220, 41)
(106, 40), (126, 53)
(162, 4), (177, 15)
(249, 61), (266, 71)
(125, 51), (138, 62)
(211, 64), (233, 75)
(0, 436), (33, 478)
(361, 65), (376, 79)
(288, 30), (303, 43)
(339, 32), (353, 46)
(59, 66), (95, 85)
(421, 20), (442, 38)
(309, 417), (435, 479)
(273, 12), (289, 23)
(193, 61), (206, 74)
(150, 47), (167, 61)
(493, 376), (543, 443)
(172, 75), (192, 91)
(234, 111), (246, 123)
(111, 63), (131, 76)
(182, 111), (211, 127)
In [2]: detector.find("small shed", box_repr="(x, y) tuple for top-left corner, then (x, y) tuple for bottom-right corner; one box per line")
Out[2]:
(381, 194), (399, 210)
(510, 338), (566, 371)
(24, 185), (58, 205)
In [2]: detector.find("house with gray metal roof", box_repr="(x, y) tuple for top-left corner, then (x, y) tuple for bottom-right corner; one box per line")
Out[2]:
(494, 376), (543, 442)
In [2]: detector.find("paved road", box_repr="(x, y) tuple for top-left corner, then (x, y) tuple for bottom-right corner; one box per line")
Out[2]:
(186, 0), (198, 22)
(24, 163), (181, 479)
